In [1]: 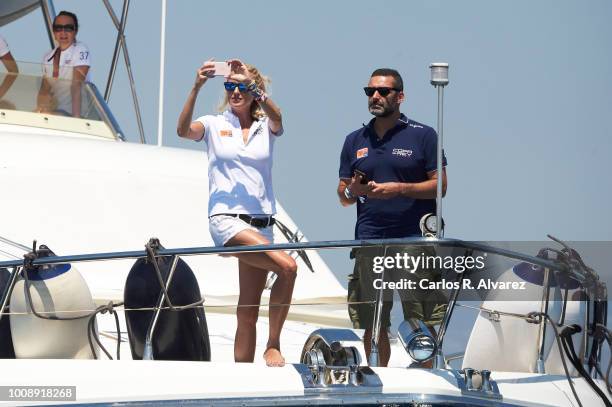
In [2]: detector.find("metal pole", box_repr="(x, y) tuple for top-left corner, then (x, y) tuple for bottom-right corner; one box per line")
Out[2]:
(369, 245), (389, 367)
(582, 296), (591, 368)
(0, 238), (577, 273)
(434, 275), (463, 369)
(121, 41), (146, 144)
(143, 255), (179, 360)
(85, 82), (126, 141)
(0, 236), (30, 252)
(435, 86), (444, 237)
(429, 63), (449, 237)
(39, 0), (56, 48)
(102, 0), (129, 102)
(433, 248), (471, 369)
(535, 268), (551, 373)
(157, 0), (167, 147)
(102, 0), (146, 144)
(369, 266), (384, 367)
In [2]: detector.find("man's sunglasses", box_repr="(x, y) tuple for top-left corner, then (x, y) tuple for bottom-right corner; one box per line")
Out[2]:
(224, 82), (249, 92)
(53, 24), (76, 33)
(363, 87), (400, 97)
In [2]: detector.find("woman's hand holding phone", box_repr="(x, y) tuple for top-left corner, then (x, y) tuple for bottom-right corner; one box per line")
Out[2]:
(195, 60), (217, 88)
(212, 61), (230, 77)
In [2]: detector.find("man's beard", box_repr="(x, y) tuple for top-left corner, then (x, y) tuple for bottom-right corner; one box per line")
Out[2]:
(369, 102), (394, 117)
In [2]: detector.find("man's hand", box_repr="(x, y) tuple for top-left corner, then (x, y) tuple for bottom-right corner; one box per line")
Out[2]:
(366, 181), (401, 199)
(348, 173), (371, 196)
(338, 175), (370, 206)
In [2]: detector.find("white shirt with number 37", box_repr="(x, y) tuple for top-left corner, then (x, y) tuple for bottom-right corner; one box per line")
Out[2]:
(41, 41), (91, 114)
(42, 41), (91, 81)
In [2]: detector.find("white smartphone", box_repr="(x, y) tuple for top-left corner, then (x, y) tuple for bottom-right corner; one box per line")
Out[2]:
(213, 61), (230, 77)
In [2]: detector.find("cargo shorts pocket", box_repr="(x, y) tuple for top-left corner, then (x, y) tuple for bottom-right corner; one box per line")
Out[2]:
(347, 273), (361, 328)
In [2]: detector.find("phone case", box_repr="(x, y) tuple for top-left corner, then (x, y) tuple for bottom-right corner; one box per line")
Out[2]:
(213, 62), (230, 77)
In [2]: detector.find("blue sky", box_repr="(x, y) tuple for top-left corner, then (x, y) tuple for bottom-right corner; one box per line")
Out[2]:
(3, 0), (611, 276)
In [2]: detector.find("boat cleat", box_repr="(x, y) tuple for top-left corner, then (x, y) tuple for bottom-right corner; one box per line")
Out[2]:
(299, 329), (382, 389)
(457, 367), (502, 400)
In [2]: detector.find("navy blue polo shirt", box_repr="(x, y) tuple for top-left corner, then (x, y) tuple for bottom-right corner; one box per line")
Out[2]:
(339, 114), (447, 239)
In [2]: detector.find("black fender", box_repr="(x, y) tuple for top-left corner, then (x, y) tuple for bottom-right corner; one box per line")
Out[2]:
(0, 267), (15, 358)
(124, 253), (210, 361)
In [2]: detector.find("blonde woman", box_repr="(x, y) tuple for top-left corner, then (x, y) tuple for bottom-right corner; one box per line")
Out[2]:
(177, 59), (296, 367)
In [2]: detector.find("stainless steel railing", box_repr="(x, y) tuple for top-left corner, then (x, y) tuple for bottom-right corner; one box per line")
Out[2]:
(0, 236), (605, 371)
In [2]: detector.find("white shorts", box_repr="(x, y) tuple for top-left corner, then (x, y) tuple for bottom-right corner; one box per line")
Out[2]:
(209, 214), (275, 247)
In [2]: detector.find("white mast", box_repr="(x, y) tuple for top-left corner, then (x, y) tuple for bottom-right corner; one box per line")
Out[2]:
(157, 0), (167, 147)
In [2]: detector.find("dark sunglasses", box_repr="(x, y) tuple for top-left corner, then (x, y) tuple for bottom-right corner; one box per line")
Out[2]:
(363, 87), (400, 97)
(53, 24), (76, 33)
(224, 82), (248, 92)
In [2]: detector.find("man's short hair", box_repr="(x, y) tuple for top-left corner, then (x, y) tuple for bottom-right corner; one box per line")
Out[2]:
(371, 68), (403, 91)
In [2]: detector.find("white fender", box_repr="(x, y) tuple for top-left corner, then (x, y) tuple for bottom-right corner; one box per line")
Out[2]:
(10, 263), (99, 359)
(462, 265), (563, 373)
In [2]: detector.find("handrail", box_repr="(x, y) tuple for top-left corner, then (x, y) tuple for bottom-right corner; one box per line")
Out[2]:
(85, 82), (126, 141)
(0, 236), (606, 370)
(0, 60), (125, 141)
(0, 237), (557, 267)
(0, 237), (596, 284)
(2, 236), (604, 311)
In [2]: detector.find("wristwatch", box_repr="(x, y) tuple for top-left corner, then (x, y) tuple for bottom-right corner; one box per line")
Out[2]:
(344, 185), (355, 200)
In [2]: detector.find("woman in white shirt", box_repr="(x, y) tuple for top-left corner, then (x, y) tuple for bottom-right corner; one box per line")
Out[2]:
(37, 11), (91, 117)
(177, 59), (296, 367)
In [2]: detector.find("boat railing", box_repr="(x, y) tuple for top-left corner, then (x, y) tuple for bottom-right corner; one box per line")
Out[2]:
(0, 237), (580, 272)
(0, 60), (124, 140)
(0, 237), (606, 368)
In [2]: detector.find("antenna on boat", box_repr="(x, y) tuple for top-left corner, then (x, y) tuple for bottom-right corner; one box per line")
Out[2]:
(429, 63), (449, 238)
(157, 0), (167, 147)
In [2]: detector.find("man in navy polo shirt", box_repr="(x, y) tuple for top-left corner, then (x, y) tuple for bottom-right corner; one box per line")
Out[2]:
(337, 68), (448, 366)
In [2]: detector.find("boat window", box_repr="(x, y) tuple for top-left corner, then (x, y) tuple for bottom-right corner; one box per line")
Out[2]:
(0, 61), (123, 140)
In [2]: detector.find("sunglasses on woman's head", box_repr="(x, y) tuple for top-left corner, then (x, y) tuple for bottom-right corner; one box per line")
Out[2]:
(53, 24), (76, 32)
(224, 82), (249, 92)
(363, 87), (400, 97)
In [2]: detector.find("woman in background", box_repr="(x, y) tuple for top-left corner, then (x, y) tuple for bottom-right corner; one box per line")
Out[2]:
(38, 11), (91, 117)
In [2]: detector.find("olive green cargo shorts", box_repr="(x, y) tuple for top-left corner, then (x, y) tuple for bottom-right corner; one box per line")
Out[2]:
(347, 245), (448, 329)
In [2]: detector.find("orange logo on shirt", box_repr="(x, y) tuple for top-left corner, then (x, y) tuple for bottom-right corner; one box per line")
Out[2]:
(220, 130), (232, 137)
(356, 148), (368, 159)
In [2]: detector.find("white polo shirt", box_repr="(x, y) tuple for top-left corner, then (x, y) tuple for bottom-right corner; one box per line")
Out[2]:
(196, 110), (282, 217)
(0, 36), (10, 57)
(42, 41), (91, 81)
(42, 42), (91, 114)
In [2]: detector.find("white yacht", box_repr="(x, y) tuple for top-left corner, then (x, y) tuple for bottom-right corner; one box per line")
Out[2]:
(0, 1), (610, 406)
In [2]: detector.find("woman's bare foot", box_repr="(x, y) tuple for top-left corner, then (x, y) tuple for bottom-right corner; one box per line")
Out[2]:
(263, 347), (285, 367)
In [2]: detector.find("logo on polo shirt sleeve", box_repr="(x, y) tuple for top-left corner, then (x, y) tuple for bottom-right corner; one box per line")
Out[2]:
(220, 129), (232, 137)
(356, 148), (368, 159)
